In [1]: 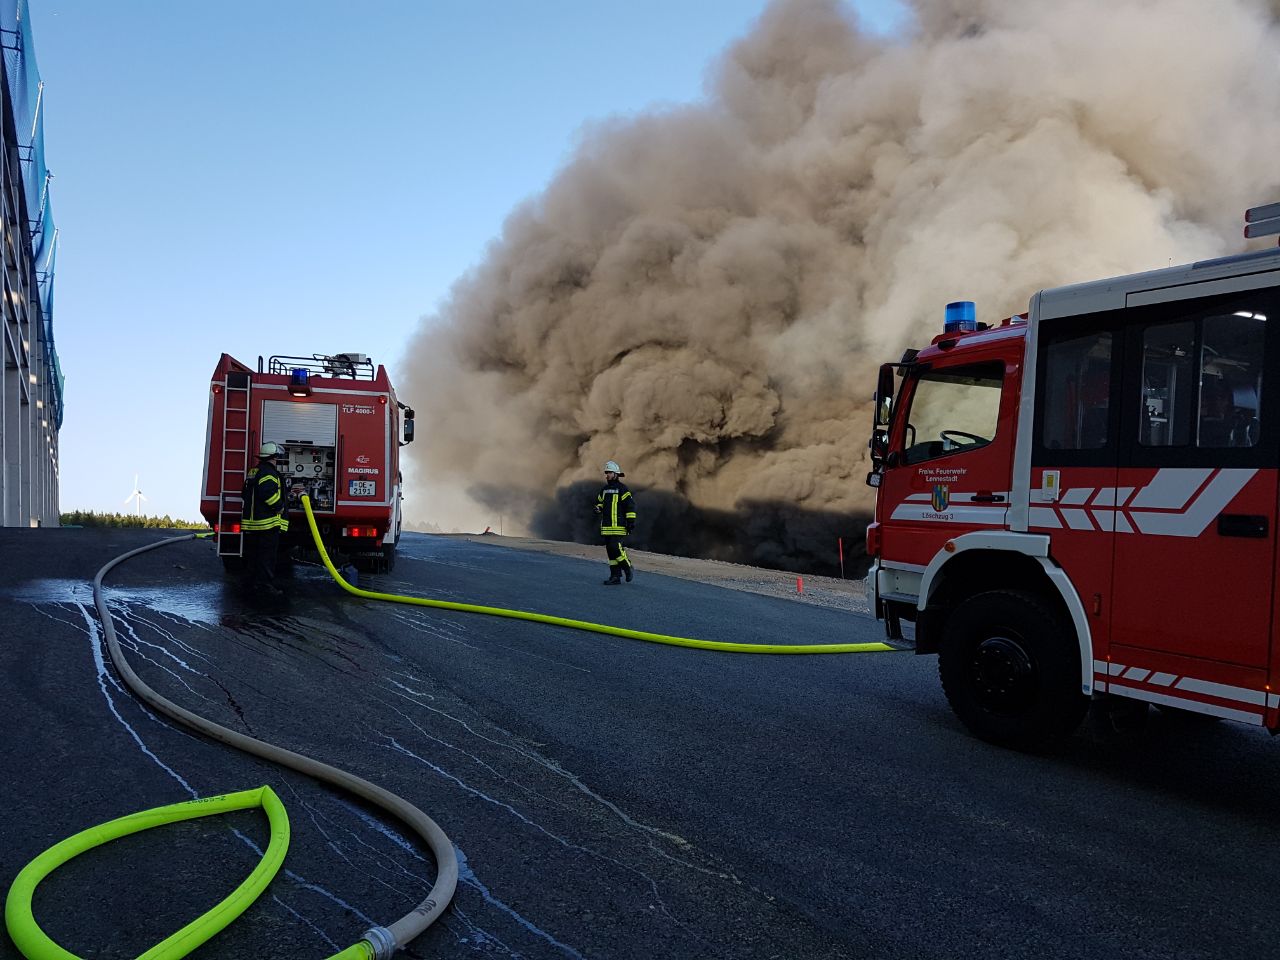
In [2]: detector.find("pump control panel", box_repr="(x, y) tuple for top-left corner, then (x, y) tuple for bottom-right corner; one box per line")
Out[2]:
(280, 444), (336, 511)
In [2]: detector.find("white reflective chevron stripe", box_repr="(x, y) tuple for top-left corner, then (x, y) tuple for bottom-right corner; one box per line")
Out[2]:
(1029, 468), (1258, 537)
(1029, 507), (1061, 528)
(1128, 468), (1214, 509)
(1098, 662), (1265, 702)
(1090, 487), (1136, 507)
(1061, 487), (1093, 505)
(1094, 662), (1267, 722)
(1110, 686), (1263, 724)
(1130, 469), (1255, 536)
(1092, 659), (1110, 691)
(1062, 509), (1094, 530)
(1175, 676), (1267, 706)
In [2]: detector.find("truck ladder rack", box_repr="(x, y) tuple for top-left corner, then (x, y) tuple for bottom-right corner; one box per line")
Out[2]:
(217, 372), (250, 557)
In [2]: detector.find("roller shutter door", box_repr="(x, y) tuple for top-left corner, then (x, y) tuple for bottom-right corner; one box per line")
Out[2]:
(262, 400), (337, 446)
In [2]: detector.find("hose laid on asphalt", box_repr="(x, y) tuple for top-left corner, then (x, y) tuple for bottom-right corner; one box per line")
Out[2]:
(5, 534), (457, 960)
(10, 502), (893, 957)
(301, 496), (899, 655)
(7, 787), (303, 960)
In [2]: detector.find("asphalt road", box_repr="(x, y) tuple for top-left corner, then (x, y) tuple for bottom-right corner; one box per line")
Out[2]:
(2, 528), (1278, 960)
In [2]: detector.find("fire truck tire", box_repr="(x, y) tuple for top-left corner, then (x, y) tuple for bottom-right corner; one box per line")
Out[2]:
(221, 555), (245, 574)
(380, 543), (396, 573)
(938, 589), (1087, 750)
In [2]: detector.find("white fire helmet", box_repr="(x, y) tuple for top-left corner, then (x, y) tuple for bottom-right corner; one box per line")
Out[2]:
(260, 441), (284, 458)
(603, 460), (623, 476)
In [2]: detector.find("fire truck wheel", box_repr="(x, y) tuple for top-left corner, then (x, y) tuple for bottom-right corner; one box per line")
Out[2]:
(221, 556), (245, 574)
(380, 543), (396, 574)
(938, 589), (1087, 751)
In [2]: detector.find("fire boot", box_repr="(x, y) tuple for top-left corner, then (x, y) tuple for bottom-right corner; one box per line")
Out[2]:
(622, 561), (633, 583)
(602, 567), (622, 585)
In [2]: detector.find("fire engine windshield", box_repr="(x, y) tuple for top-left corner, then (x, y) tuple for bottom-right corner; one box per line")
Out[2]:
(902, 361), (1004, 465)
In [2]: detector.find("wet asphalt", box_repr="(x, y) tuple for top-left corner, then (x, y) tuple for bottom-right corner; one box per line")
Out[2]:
(2, 527), (1279, 960)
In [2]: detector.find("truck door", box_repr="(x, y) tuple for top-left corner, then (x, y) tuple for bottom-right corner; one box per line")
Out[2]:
(880, 352), (1018, 567)
(1110, 291), (1277, 672)
(1029, 323), (1121, 658)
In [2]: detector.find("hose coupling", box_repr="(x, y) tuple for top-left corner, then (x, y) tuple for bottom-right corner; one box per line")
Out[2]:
(361, 926), (398, 960)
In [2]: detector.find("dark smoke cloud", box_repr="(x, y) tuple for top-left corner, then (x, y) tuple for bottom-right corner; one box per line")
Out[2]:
(532, 481), (869, 576)
(400, 0), (1280, 571)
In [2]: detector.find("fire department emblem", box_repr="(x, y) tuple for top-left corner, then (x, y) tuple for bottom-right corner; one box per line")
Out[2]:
(931, 484), (950, 512)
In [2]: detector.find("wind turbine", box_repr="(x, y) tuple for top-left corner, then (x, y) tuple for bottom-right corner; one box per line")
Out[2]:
(123, 474), (147, 517)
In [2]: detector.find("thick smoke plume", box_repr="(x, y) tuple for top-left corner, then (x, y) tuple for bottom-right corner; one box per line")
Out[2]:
(401, 0), (1280, 573)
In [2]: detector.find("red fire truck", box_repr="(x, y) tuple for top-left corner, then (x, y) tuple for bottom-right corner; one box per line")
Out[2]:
(868, 207), (1280, 748)
(200, 352), (415, 574)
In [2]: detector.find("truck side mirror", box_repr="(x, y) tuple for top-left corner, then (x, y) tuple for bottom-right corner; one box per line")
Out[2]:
(871, 429), (889, 459)
(403, 417), (415, 444)
(868, 363), (896, 479)
(875, 364), (895, 426)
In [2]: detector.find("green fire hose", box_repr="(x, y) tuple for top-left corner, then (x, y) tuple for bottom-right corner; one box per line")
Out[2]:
(300, 495), (899, 655)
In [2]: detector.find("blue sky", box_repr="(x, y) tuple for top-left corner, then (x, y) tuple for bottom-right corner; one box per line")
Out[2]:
(36, 0), (904, 522)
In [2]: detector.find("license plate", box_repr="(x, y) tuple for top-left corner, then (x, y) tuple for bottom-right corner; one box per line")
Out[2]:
(348, 480), (376, 496)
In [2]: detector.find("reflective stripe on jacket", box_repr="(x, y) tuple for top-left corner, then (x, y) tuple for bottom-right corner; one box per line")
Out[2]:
(597, 482), (636, 536)
(242, 463), (290, 532)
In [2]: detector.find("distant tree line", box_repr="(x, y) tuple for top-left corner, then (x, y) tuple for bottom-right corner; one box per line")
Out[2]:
(60, 510), (210, 530)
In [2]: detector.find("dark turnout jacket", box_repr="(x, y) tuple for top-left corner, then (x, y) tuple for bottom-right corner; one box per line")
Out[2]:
(597, 481), (637, 536)
(241, 459), (290, 532)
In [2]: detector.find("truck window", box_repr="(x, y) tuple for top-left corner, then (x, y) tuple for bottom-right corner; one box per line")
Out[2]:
(902, 362), (1003, 465)
(1200, 312), (1264, 448)
(1140, 311), (1266, 449)
(1042, 331), (1113, 449)
(1140, 321), (1194, 447)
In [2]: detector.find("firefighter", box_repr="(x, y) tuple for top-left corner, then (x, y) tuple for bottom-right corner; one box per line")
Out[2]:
(595, 460), (637, 585)
(241, 441), (290, 597)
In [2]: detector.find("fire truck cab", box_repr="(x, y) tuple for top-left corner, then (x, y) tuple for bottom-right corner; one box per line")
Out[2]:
(868, 216), (1280, 748)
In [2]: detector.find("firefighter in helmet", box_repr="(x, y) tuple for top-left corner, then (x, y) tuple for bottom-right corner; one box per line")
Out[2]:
(595, 460), (637, 585)
(241, 441), (290, 596)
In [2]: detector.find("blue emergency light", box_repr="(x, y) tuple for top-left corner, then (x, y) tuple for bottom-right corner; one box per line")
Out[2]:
(289, 367), (311, 397)
(944, 300), (977, 333)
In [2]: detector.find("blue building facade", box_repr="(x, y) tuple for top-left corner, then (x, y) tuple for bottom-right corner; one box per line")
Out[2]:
(0, 0), (59, 526)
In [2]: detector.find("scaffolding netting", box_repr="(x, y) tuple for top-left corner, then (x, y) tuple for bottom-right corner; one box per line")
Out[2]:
(2, 0), (60, 428)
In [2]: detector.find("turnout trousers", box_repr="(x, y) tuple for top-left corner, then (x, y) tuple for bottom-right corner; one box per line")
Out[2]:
(603, 536), (630, 570)
(243, 528), (281, 590)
